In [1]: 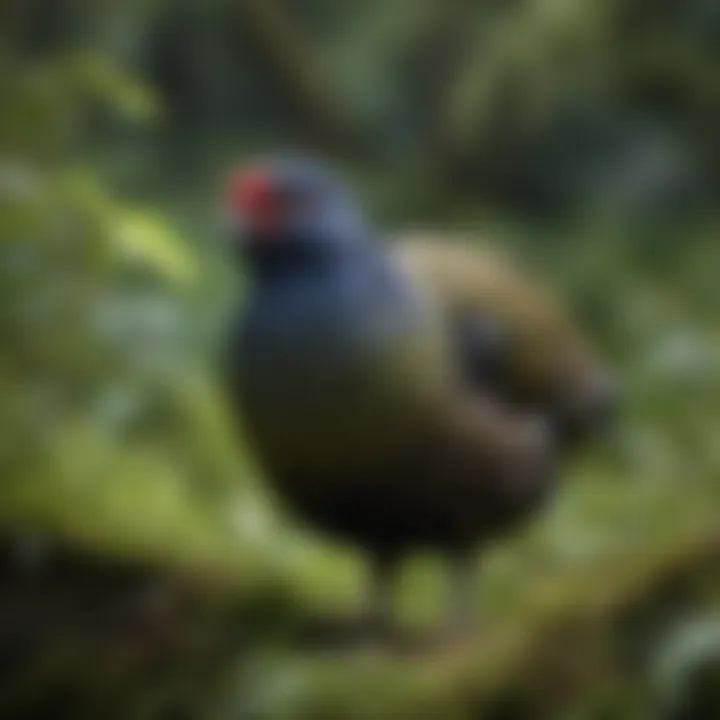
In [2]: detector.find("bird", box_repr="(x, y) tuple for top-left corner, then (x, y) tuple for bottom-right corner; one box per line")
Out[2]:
(222, 155), (614, 642)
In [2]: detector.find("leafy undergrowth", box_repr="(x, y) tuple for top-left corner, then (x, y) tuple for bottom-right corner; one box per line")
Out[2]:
(1, 429), (718, 719)
(227, 526), (720, 720)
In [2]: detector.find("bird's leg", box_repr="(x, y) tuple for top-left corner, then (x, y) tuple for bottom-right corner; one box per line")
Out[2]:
(444, 550), (479, 643)
(360, 550), (399, 642)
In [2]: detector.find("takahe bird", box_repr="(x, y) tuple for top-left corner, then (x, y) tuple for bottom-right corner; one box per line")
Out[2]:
(223, 156), (613, 639)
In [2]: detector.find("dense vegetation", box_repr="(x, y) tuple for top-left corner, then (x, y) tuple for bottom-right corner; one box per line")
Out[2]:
(1, 1), (719, 717)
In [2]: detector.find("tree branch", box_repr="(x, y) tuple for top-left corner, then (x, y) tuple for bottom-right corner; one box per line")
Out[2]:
(237, 0), (354, 156)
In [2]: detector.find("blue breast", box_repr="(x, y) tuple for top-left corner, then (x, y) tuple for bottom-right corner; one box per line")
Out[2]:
(228, 248), (444, 472)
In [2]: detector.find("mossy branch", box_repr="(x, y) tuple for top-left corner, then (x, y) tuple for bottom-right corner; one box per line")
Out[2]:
(1, 523), (717, 718)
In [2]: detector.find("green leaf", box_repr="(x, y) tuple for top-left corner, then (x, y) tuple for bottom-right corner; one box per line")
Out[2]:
(112, 208), (197, 285)
(63, 52), (161, 123)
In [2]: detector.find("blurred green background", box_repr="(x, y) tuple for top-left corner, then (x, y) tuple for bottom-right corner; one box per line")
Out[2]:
(1, 1), (719, 718)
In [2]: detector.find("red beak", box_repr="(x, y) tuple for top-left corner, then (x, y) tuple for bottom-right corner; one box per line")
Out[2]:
(227, 168), (278, 234)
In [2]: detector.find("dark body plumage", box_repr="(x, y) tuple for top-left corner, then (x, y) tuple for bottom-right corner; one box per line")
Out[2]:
(227, 232), (550, 555)
(223, 157), (612, 635)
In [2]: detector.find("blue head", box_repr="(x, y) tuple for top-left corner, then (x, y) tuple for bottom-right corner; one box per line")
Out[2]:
(224, 156), (370, 280)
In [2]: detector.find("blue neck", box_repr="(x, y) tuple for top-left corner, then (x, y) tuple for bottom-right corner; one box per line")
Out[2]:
(242, 224), (381, 287)
(242, 242), (342, 286)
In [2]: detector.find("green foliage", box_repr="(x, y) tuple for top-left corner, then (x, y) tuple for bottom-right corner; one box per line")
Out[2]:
(1, 2), (719, 718)
(0, 48), (261, 577)
(112, 206), (195, 284)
